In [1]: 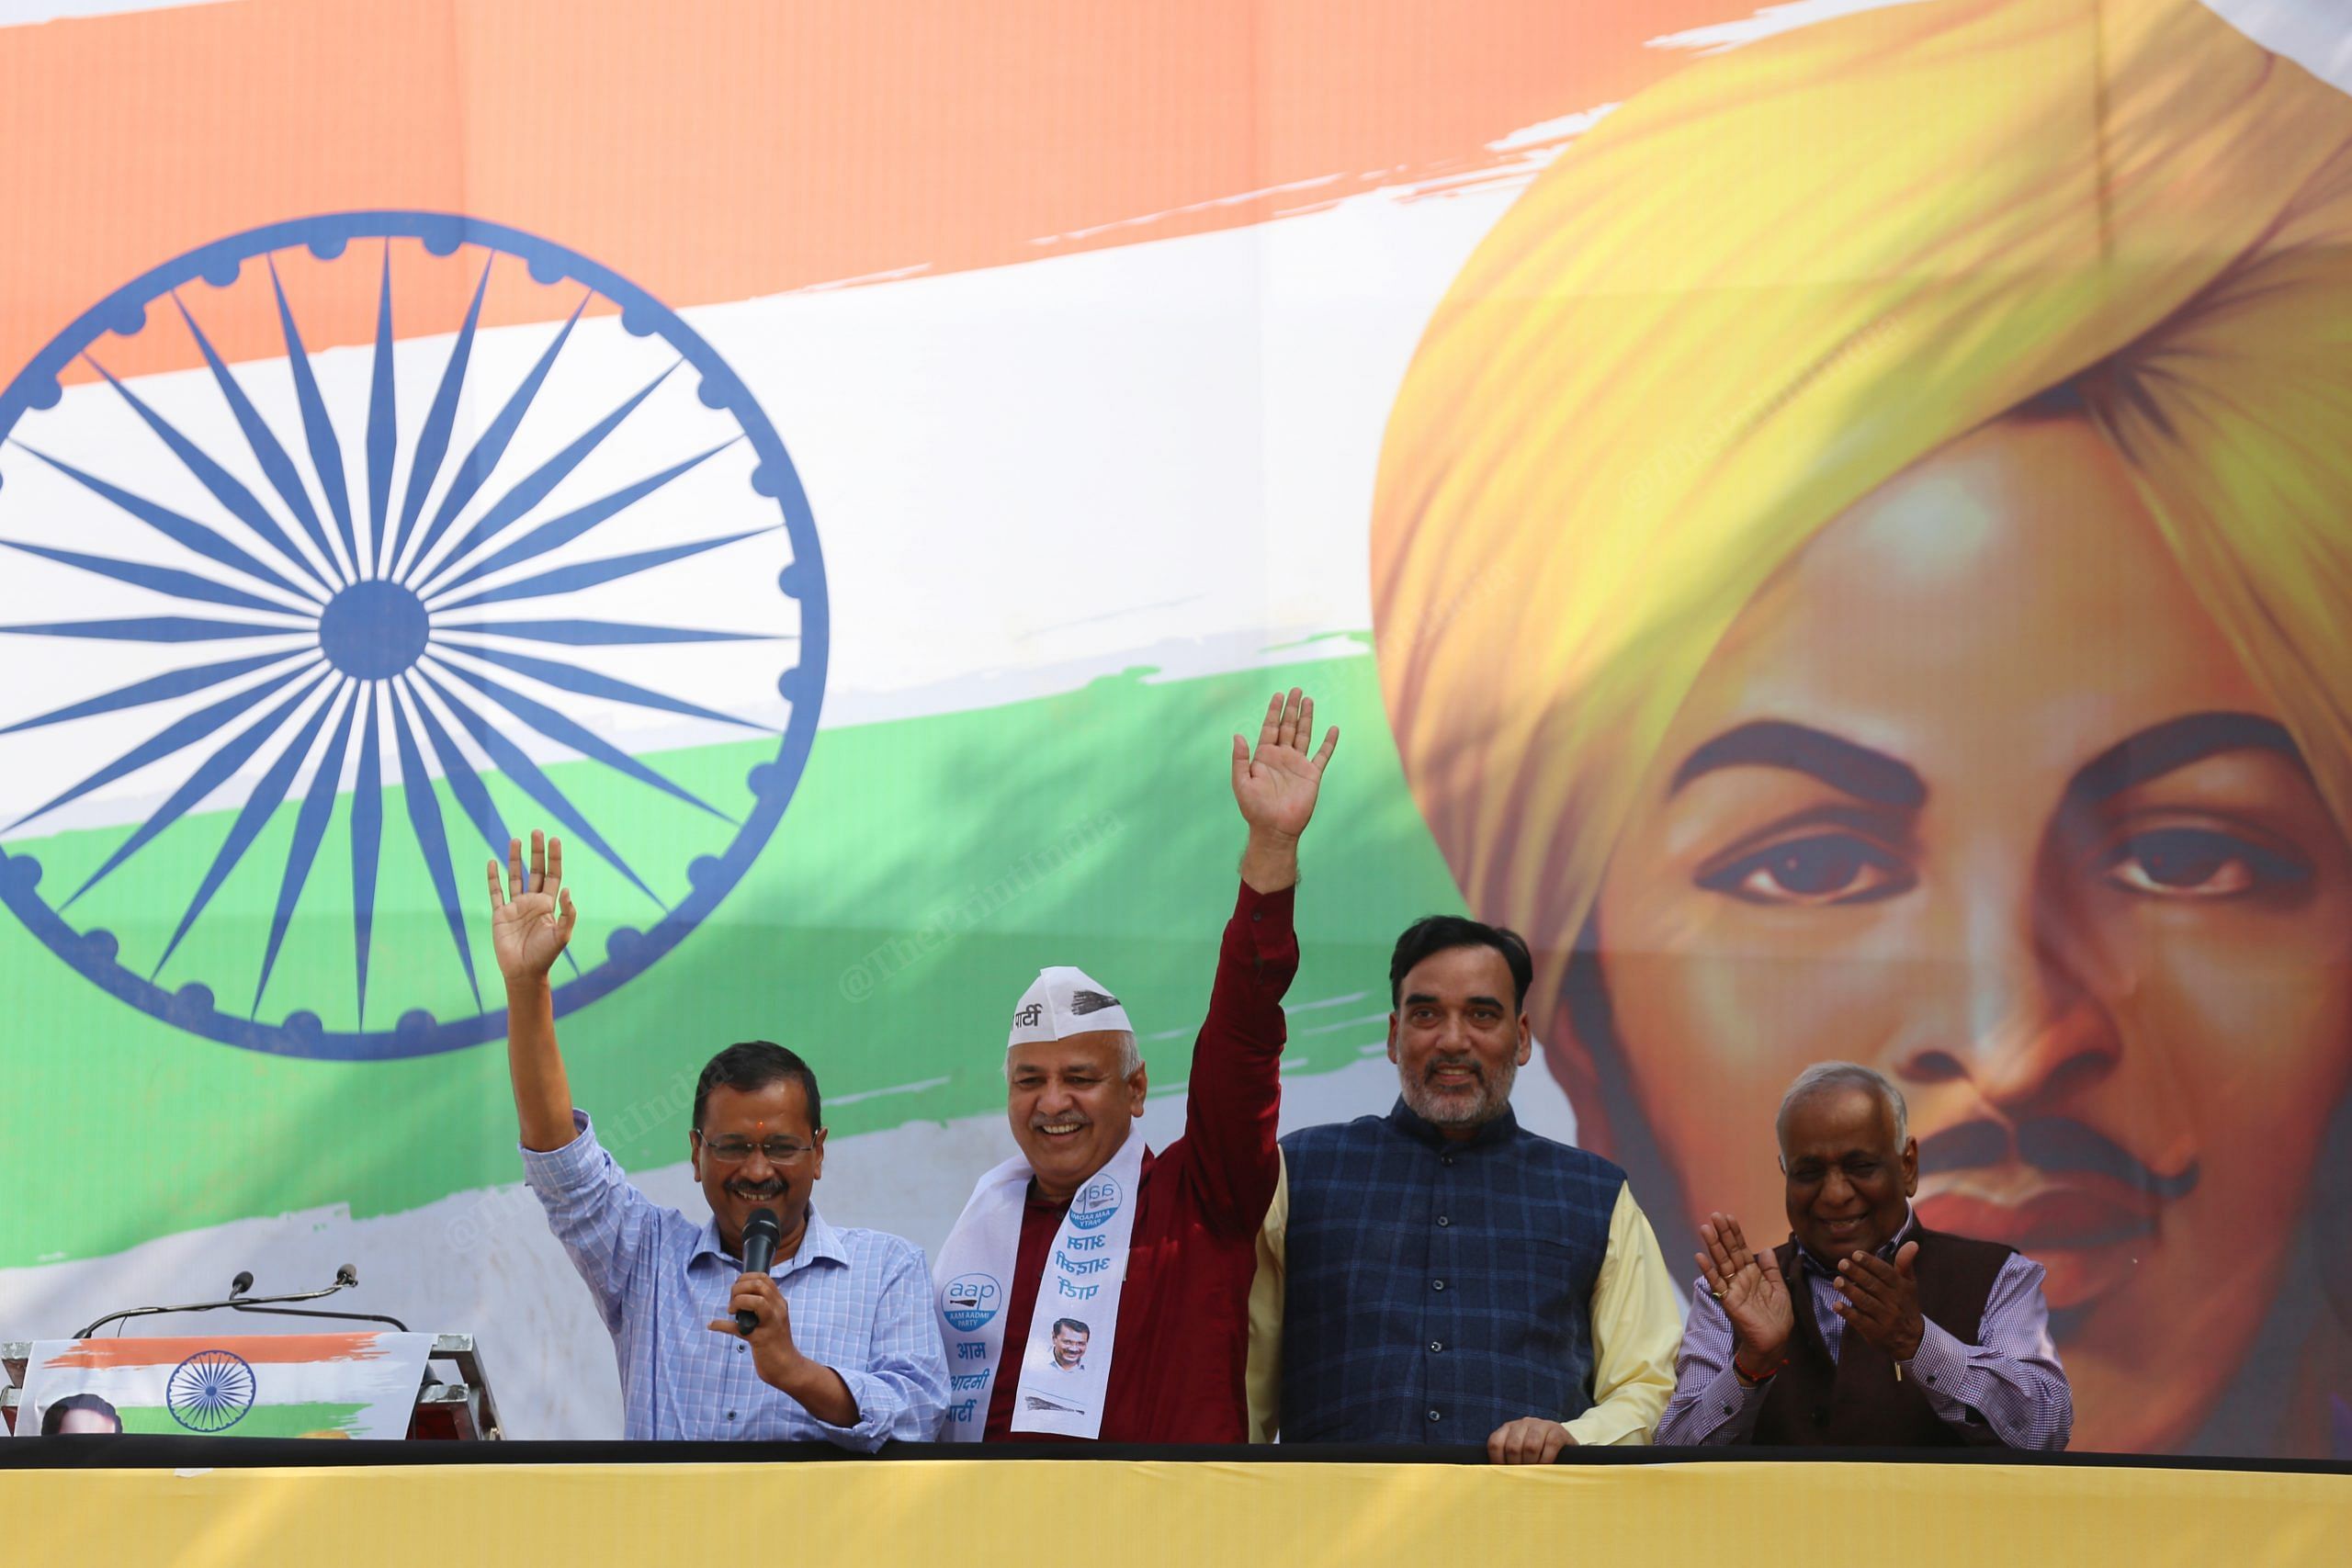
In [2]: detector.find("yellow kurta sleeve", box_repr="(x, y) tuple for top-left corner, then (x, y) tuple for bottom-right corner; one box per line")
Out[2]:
(1242, 1151), (1288, 1443)
(1560, 1180), (1683, 1447)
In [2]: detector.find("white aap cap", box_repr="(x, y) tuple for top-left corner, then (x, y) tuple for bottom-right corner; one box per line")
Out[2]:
(1006, 965), (1135, 1050)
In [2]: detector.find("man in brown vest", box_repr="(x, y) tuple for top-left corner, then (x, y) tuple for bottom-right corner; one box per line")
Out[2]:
(1656, 1063), (2071, 1447)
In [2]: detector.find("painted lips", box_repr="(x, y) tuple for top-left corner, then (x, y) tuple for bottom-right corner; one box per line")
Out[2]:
(1913, 1186), (2156, 1251)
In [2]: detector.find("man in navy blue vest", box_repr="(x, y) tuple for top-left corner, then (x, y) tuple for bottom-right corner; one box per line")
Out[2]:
(1252, 916), (1682, 1460)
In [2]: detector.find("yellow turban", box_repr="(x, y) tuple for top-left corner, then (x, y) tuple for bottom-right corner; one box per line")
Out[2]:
(1372, 0), (2352, 1037)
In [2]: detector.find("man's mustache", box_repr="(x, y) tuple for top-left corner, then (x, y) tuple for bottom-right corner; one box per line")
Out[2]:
(1917, 1118), (2200, 1202)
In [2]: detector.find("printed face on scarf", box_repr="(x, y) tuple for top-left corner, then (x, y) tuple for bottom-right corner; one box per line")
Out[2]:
(1008, 1030), (1147, 1202)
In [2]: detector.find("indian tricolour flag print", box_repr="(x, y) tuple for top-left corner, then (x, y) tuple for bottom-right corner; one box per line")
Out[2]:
(15, 1333), (432, 1439)
(0, 0), (2343, 1447)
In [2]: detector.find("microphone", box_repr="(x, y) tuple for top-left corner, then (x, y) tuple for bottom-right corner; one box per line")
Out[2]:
(736, 1209), (782, 1336)
(76, 1264), (370, 1338)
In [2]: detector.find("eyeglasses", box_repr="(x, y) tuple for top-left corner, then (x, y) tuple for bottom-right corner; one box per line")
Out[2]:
(695, 1134), (817, 1165)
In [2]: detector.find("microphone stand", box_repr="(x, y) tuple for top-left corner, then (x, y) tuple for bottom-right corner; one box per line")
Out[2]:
(74, 1269), (407, 1338)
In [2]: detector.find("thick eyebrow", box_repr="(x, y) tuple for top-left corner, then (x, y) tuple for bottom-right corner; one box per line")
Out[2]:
(2063, 711), (2305, 811)
(1670, 720), (1926, 807)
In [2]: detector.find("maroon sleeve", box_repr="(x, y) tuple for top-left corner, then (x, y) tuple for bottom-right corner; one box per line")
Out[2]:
(1175, 880), (1298, 1236)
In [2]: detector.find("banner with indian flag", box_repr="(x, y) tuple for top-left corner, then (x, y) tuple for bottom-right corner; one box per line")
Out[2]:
(15, 1333), (432, 1438)
(0, 0), (2348, 1461)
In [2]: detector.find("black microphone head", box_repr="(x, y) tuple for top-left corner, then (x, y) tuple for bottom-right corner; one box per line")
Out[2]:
(334, 1263), (359, 1288)
(741, 1207), (783, 1270)
(230, 1271), (254, 1297)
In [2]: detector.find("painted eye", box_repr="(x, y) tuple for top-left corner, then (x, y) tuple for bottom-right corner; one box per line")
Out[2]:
(2104, 827), (2309, 899)
(1698, 833), (1914, 907)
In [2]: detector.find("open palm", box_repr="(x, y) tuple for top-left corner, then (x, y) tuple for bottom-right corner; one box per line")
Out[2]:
(1232, 688), (1339, 839)
(1698, 1212), (1793, 1363)
(487, 830), (576, 982)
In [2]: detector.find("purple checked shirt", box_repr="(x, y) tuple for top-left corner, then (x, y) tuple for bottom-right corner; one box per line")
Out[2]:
(523, 1111), (949, 1447)
(1657, 1209), (2072, 1449)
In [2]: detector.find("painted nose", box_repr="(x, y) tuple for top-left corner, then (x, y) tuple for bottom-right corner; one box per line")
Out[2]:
(1894, 864), (2121, 1118)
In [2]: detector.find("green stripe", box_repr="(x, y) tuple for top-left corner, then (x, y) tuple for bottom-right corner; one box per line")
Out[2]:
(0, 650), (1463, 1267)
(117, 1402), (370, 1437)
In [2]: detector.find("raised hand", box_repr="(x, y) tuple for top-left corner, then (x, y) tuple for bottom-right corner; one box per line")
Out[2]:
(488, 830), (576, 985)
(1231, 687), (1340, 840)
(1696, 1211), (1793, 1374)
(1833, 1239), (1924, 1361)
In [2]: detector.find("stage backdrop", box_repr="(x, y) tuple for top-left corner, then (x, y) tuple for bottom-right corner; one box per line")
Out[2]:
(0, 0), (2346, 1459)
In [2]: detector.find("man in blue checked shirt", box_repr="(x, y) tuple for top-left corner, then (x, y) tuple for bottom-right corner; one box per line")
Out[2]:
(489, 829), (949, 1445)
(1251, 915), (1684, 1460)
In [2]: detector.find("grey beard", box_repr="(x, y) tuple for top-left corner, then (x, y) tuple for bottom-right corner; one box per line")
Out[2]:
(1400, 1056), (1517, 1128)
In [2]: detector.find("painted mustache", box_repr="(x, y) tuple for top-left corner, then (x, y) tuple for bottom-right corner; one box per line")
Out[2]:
(1917, 1118), (2200, 1202)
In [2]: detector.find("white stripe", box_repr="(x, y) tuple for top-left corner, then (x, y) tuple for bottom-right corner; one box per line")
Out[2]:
(0, 148), (1544, 832)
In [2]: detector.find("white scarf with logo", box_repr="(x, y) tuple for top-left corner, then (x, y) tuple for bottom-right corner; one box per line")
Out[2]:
(933, 1132), (1145, 1440)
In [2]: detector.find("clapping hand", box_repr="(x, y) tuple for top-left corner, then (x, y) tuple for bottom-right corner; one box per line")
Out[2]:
(1696, 1211), (1793, 1377)
(1832, 1241), (1924, 1361)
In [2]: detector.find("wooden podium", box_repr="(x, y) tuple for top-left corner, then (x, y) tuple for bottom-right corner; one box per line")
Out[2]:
(3, 1333), (504, 1439)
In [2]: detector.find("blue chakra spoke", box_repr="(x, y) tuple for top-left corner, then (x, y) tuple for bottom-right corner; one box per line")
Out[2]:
(413, 665), (670, 908)
(266, 258), (361, 580)
(151, 679), (345, 980)
(431, 638), (773, 734)
(148, 312), (341, 591)
(399, 681), (581, 980)
(424, 437), (739, 599)
(399, 294), (590, 585)
(364, 243), (398, 580)
(0, 538), (314, 617)
(12, 443), (321, 604)
(423, 655), (736, 822)
(408, 362), (677, 593)
(401, 678), (512, 859)
(384, 257), (492, 578)
(0, 649), (305, 736)
(254, 684), (362, 1015)
(7, 659), (320, 832)
(63, 666), (332, 908)
(431, 617), (773, 647)
(0, 615), (302, 644)
(427, 529), (775, 614)
(388, 680), (484, 1012)
(350, 685), (385, 1027)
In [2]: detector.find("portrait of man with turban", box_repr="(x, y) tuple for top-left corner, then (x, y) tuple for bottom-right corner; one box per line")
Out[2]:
(1371, 0), (2352, 1458)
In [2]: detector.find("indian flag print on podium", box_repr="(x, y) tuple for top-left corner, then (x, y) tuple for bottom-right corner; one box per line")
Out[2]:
(15, 1333), (433, 1439)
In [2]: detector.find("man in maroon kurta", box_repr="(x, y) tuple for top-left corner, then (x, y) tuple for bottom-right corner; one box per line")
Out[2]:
(936, 688), (1339, 1443)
